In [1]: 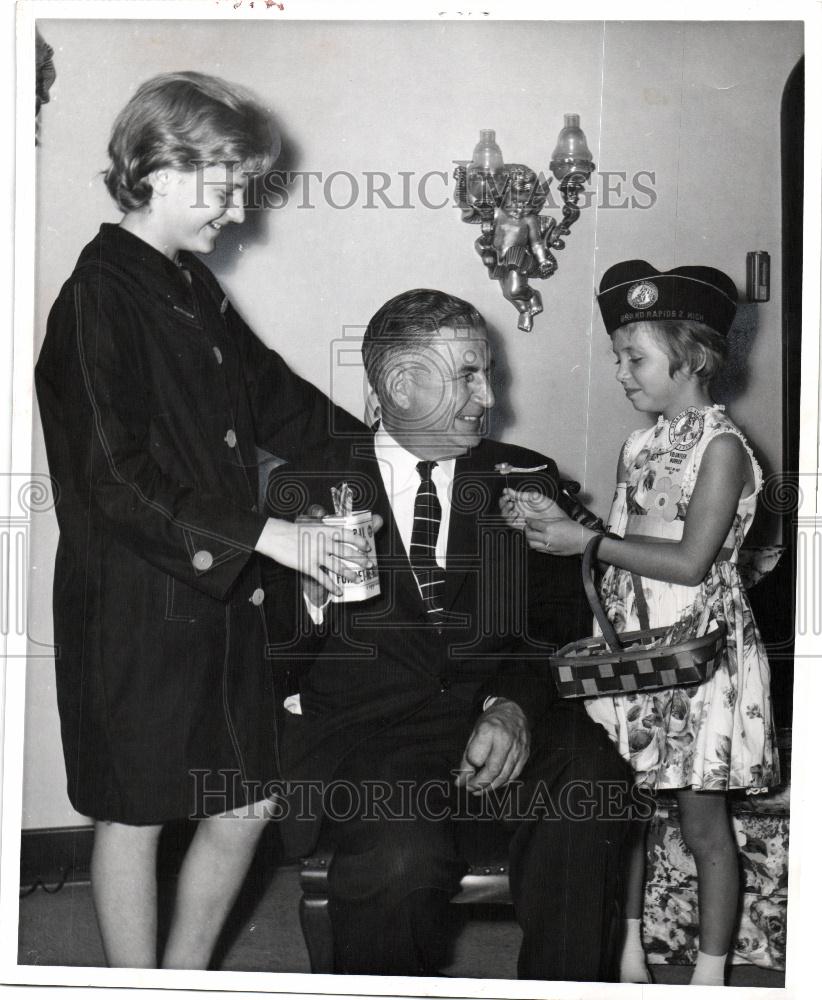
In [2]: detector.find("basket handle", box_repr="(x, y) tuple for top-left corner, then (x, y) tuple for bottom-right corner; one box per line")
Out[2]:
(582, 533), (624, 652)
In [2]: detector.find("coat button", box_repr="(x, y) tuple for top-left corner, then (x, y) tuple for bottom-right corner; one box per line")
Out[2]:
(212, 346), (223, 365)
(224, 429), (237, 448)
(192, 550), (213, 571)
(250, 588), (265, 606)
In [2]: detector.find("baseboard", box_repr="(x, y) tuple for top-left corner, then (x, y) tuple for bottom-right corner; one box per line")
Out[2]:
(20, 826), (94, 888)
(19, 819), (288, 890)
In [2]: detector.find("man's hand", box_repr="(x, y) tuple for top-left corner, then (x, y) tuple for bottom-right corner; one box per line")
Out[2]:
(454, 699), (530, 794)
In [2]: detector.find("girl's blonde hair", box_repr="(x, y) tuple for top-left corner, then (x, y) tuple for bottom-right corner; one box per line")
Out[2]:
(619, 319), (728, 384)
(104, 71), (278, 212)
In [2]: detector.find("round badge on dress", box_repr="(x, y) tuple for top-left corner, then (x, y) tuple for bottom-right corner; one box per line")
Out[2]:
(626, 280), (659, 310)
(669, 407), (705, 451)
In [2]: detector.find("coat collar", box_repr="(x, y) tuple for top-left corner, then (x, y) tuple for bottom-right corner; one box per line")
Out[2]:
(76, 224), (206, 323)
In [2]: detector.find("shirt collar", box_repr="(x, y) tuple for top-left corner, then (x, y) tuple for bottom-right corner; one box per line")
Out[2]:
(373, 425), (456, 494)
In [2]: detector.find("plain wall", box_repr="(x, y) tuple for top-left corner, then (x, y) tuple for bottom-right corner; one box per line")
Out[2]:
(24, 18), (803, 829)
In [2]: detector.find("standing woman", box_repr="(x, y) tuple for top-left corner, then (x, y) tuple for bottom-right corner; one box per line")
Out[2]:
(35, 72), (371, 970)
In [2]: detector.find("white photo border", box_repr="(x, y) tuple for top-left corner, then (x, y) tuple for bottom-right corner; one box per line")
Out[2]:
(3, 2), (821, 998)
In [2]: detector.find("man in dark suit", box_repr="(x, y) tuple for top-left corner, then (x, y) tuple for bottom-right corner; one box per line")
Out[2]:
(271, 289), (635, 981)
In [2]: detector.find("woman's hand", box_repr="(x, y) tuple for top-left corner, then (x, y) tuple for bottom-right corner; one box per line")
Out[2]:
(255, 513), (379, 596)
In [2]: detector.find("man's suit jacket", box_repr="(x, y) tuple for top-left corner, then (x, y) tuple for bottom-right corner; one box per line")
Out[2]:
(267, 435), (591, 854)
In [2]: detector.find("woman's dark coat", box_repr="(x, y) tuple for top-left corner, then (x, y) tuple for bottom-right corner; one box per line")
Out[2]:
(35, 224), (362, 823)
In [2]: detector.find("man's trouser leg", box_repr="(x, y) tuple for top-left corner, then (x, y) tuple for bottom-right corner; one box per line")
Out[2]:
(508, 703), (634, 982)
(325, 732), (466, 976)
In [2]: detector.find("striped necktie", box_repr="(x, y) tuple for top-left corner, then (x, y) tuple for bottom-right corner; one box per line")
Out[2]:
(409, 460), (446, 622)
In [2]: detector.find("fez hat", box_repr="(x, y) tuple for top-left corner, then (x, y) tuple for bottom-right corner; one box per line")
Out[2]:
(597, 260), (738, 336)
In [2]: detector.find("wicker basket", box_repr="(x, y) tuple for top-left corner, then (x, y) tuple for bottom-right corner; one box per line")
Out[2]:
(549, 534), (726, 699)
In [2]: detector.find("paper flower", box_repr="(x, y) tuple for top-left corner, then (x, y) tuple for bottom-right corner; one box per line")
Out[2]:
(646, 476), (683, 522)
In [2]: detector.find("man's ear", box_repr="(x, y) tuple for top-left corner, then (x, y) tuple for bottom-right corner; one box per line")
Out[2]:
(364, 384), (382, 429)
(384, 367), (413, 411)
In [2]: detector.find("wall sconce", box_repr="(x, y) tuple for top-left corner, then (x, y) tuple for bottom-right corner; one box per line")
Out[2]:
(454, 116), (595, 331)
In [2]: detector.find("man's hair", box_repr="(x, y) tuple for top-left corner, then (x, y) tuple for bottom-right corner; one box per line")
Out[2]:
(104, 71), (278, 212)
(362, 289), (486, 398)
(618, 319), (728, 385)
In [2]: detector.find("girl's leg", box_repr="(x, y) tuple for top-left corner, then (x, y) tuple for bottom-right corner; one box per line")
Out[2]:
(619, 819), (651, 983)
(161, 797), (276, 970)
(91, 820), (164, 967)
(676, 789), (739, 986)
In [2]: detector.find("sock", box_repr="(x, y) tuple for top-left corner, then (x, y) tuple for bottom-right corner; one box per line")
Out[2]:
(690, 950), (727, 986)
(620, 917), (651, 984)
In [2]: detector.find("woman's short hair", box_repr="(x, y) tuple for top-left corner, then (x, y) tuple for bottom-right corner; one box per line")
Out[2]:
(362, 289), (486, 398)
(619, 319), (728, 384)
(104, 71), (278, 212)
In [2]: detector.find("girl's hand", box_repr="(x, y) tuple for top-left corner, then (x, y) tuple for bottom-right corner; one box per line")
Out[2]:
(500, 487), (560, 529)
(524, 516), (598, 557)
(256, 514), (380, 596)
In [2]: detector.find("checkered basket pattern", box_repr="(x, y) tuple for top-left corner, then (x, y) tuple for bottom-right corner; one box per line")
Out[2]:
(549, 534), (727, 699)
(550, 623), (726, 698)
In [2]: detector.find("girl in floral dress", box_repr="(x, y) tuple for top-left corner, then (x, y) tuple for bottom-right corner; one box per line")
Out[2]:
(502, 260), (779, 986)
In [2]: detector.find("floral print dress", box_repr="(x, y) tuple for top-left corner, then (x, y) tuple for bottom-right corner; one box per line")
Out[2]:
(585, 405), (779, 792)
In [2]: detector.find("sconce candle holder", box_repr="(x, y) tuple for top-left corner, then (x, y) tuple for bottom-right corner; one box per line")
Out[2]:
(454, 116), (595, 331)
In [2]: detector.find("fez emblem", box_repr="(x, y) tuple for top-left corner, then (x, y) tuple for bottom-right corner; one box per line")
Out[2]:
(627, 280), (659, 310)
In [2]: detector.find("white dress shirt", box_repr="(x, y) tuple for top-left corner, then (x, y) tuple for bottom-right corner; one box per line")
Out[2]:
(373, 425), (455, 572)
(290, 426), (497, 714)
(374, 428), (498, 711)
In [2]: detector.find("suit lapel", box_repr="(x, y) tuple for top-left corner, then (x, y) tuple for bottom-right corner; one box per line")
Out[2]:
(444, 445), (498, 611)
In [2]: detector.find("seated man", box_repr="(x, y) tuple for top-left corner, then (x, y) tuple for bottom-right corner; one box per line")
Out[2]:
(272, 289), (637, 982)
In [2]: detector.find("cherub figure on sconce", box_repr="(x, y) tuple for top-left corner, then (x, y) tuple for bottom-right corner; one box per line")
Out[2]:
(454, 117), (595, 332)
(480, 164), (553, 331)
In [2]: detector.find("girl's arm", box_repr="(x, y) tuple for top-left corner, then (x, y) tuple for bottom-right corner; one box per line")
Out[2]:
(226, 297), (367, 460)
(513, 434), (753, 587)
(35, 279), (371, 601)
